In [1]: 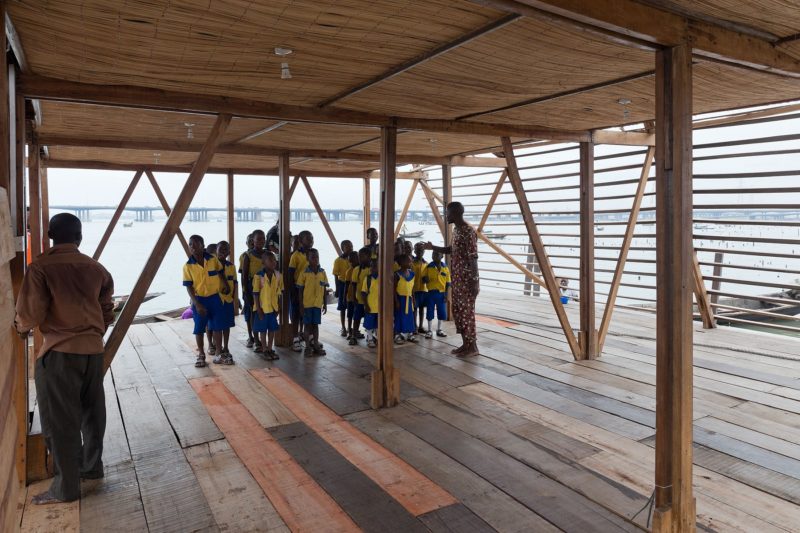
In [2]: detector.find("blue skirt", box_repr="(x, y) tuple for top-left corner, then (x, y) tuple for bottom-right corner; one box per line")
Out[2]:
(363, 313), (378, 330)
(394, 296), (416, 334)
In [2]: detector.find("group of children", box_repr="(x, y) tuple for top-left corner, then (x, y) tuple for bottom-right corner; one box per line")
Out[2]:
(182, 224), (450, 366)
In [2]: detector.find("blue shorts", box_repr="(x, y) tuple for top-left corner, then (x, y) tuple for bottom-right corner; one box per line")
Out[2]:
(242, 298), (252, 322)
(346, 301), (355, 320)
(192, 294), (224, 334)
(353, 303), (365, 322)
(415, 292), (428, 309)
(221, 301), (235, 329)
(303, 307), (322, 325)
(336, 280), (347, 311)
(253, 311), (280, 332)
(426, 290), (447, 321)
(363, 313), (378, 330)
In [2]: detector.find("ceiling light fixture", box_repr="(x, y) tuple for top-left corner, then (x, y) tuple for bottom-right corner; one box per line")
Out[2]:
(281, 62), (292, 80)
(617, 98), (632, 120)
(184, 122), (195, 140)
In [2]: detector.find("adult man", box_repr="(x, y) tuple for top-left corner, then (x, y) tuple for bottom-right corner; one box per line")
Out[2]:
(266, 218), (280, 255)
(424, 201), (480, 357)
(15, 213), (115, 504)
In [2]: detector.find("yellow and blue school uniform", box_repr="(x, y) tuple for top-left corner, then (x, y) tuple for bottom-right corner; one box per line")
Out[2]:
(412, 257), (428, 309)
(288, 249), (309, 317)
(394, 269), (416, 334)
(297, 267), (329, 325)
(351, 264), (369, 321)
(252, 270), (283, 332)
(344, 264), (357, 319)
(218, 259), (238, 328)
(332, 255), (350, 312)
(424, 261), (451, 321)
(183, 252), (225, 334)
(362, 272), (380, 330)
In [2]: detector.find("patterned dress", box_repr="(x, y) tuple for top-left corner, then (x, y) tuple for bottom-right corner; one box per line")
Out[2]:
(451, 223), (478, 343)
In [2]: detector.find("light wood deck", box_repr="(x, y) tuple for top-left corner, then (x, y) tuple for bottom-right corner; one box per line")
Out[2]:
(17, 292), (800, 532)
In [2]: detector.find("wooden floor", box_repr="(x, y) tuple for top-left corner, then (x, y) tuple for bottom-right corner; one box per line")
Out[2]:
(17, 292), (800, 532)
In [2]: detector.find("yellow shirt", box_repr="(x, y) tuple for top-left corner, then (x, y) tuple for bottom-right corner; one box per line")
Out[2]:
(396, 270), (415, 298)
(425, 262), (451, 292)
(253, 270), (283, 313)
(393, 261), (400, 273)
(297, 267), (329, 308)
(344, 265), (356, 302)
(351, 265), (369, 305)
(289, 250), (309, 283)
(247, 250), (265, 280)
(412, 257), (427, 293)
(219, 261), (238, 303)
(238, 251), (248, 274)
(362, 273), (379, 313)
(183, 253), (223, 297)
(332, 256), (350, 282)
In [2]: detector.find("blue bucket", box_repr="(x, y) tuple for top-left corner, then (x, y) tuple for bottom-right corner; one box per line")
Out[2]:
(560, 296), (569, 304)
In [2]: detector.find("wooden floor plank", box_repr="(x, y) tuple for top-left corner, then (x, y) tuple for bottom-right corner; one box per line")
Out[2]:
(185, 439), (289, 533)
(209, 364), (298, 428)
(20, 480), (79, 533)
(695, 416), (800, 462)
(418, 503), (495, 533)
(190, 376), (360, 532)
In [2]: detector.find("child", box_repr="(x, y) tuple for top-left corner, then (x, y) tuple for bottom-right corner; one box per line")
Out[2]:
(241, 231), (266, 349)
(252, 252), (283, 360)
(349, 247), (371, 345)
(412, 241), (428, 333)
(366, 227), (379, 260)
(204, 243), (219, 353)
(289, 230), (314, 351)
(392, 238), (404, 273)
(215, 240), (237, 363)
(333, 240), (353, 337)
(345, 250), (359, 341)
(394, 254), (417, 344)
(423, 250), (451, 339)
(297, 248), (328, 357)
(183, 235), (229, 367)
(362, 258), (380, 348)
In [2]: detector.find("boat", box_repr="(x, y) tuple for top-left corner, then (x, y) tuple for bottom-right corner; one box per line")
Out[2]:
(399, 225), (424, 239)
(113, 292), (164, 315)
(713, 285), (800, 324)
(123, 221), (133, 227)
(483, 231), (508, 240)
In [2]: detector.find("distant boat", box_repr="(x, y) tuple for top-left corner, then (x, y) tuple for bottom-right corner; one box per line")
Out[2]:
(596, 225), (605, 232)
(113, 292), (164, 316)
(483, 231), (508, 240)
(123, 221), (133, 228)
(399, 224), (424, 239)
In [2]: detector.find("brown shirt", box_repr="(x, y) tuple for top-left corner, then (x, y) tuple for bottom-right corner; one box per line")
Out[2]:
(15, 243), (115, 357)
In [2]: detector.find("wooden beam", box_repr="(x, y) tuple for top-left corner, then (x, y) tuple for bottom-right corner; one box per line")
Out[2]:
(477, 170), (507, 232)
(373, 125), (399, 409)
(103, 114), (231, 372)
(470, 0), (800, 77)
(144, 170), (190, 255)
(228, 121), (288, 144)
(21, 75), (590, 141)
(394, 180), (419, 240)
(652, 43), (696, 532)
(449, 155), (508, 167)
(477, 230), (546, 286)
(40, 168), (49, 251)
(419, 180), (446, 236)
(277, 154), (292, 347)
(419, 179), (446, 206)
(692, 251), (716, 329)
(501, 136), (581, 359)
(363, 178), (371, 244)
(288, 175), (300, 199)
(693, 101), (800, 129)
(592, 130), (655, 146)
(301, 176), (341, 256)
(598, 146), (655, 350)
(578, 141), (596, 360)
(227, 171), (238, 315)
(28, 138), (41, 260)
(93, 170), (143, 260)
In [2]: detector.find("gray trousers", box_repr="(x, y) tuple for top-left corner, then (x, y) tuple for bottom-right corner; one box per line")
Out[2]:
(34, 351), (106, 501)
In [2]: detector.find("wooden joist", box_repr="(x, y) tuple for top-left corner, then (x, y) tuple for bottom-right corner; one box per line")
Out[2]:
(301, 175), (341, 256)
(93, 170), (142, 260)
(144, 170), (190, 255)
(578, 141), (596, 360)
(394, 180), (419, 240)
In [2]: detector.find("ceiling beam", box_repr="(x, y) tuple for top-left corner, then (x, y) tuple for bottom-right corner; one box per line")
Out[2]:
(468, 0), (800, 77)
(20, 74), (590, 142)
(228, 121), (288, 144)
(317, 14), (522, 107)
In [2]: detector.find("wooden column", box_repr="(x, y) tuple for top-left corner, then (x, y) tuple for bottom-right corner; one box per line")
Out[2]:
(578, 141), (597, 359)
(301, 176), (341, 256)
(103, 114), (231, 371)
(276, 154), (291, 347)
(94, 170), (143, 260)
(144, 170), (190, 255)
(653, 43), (696, 533)
(227, 171), (238, 314)
(363, 177), (371, 244)
(40, 168), (50, 251)
(441, 163), (453, 319)
(28, 138), (41, 260)
(372, 126), (399, 408)
(502, 136), (580, 358)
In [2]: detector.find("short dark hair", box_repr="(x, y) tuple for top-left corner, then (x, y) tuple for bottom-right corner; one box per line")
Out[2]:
(189, 234), (204, 244)
(446, 201), (464, 216)
(252, 229), (265, 237)
(262, 251), (277, 261)
(358, 246), (371, 256)
(299, 230), (312, 239)
(340, 239), (352, 248)
(48, 213), (82, 244)
(306, 247), (319, 257)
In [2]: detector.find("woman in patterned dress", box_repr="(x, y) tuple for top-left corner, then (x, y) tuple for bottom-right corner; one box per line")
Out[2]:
(424, 202), (480, 357)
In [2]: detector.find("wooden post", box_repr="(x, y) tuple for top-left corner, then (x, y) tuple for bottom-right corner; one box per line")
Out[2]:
(710, 252), (723, 305)
(652, 43), (696, 533)
(394, 180), (419, 240)
(227, 171), (239, 314)
(598, 147), (655, 350)
(363, 177), (371, 244)
(277, 154), (292, 347)
(301, 176), (342, 256)
(522, 244), (540, 296)
(93, 170), (143, 260)
(579, 141), (597, 359)
(144, 169), (190, 255)
(692, 251), (715, 329)
(372, 125), (399, 409)
(103, 114), (231, 371)
(441, 163), (453, 320)
(40, 168), (50, 251)
(502, 136), (581, 359)
(477, 170), (507, 232)
(28, 138), (41, 260)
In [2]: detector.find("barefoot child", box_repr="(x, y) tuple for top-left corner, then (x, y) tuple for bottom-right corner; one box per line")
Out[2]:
(252, 252), (283, 360)
(297, 248), (328, 357)
(216, 240), (237, 363)
(238, 233), (255, 346)
(362, 258), (380, 348)
(289, 230), (314, 352)
(333, 240), (353, 337)
(183, 235), (229, 367)
(345, 250), (359, 340)
(394, 254), (417, 344)
(349, 247), (371, 345)
(423, 250), (451, 339)
(412, 241), (428, 334)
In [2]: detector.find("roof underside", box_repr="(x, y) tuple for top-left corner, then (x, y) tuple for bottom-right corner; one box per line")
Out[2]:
(9, 0), (800, 175)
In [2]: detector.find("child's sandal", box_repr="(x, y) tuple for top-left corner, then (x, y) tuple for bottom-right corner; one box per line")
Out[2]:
(195, 355), (207, 368)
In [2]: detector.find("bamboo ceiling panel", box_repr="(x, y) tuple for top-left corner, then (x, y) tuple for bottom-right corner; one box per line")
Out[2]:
(240, 123), (379, 151)
(8, 0), (501, 108)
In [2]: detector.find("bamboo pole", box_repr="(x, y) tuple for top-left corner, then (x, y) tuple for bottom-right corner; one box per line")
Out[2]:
(93, 170), (143, 260)
(277, 154), (292, 347)
(103, 114), (232, 371)
(144, 170), (190, 255)
(363, 177), (371, 244)
(579, 141), (597, 359)
(501, 136), (581, 359)
(598, 146), (655, 350)
(477, 170), (507, 232)
(301, 176), (341, 256)
(394, 180), (419, 240)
